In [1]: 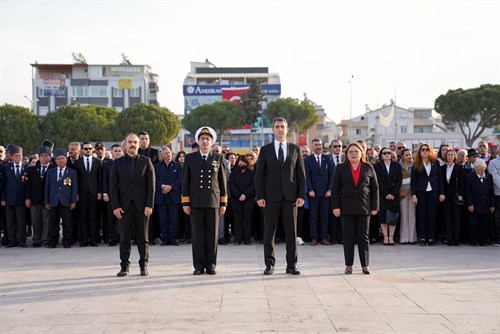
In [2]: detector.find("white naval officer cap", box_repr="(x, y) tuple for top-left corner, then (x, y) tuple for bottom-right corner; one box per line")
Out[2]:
(195, 126), (217, 145)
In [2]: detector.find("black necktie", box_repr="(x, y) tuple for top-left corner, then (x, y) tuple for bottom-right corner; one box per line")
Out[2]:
(86, 158), (90, 172)
(317, 156), (321, 168)
(278, 143), (284, 166)
(41, 166), (47, 178)
(336, 155), (340, 164)
(202, 155), (206, 162)
(16, 165), (20, 180)
(58, 169), (63, 181)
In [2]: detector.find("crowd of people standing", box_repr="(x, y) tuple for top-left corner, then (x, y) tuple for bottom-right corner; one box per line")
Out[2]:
(1, 128), (499, 275)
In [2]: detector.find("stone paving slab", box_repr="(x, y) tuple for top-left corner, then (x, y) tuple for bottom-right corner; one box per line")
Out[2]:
(1, 242), (499, 333)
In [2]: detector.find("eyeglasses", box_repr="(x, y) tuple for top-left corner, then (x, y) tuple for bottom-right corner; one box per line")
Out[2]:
(382, 151), (391, 155)
(95, 147), (103, 150)
(83, 147), (93, 151)
(397, 147), (405, 150)
(198, 137), (212, 142)
(332, 145), (341, 148)
(421, 148), (429, 152)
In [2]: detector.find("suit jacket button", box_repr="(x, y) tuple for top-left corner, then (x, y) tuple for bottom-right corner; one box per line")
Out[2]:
(208, 170), (211, 172)
(201, 170), (204, 173)
(200, 186), (203, 189)
(208, 186), (211, 189)
(208, 175), (211, 178)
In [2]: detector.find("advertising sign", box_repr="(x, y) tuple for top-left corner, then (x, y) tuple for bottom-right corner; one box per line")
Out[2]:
(118, 78), (132, 89)
(43, 78), (66, 96)
(183, 84), (281, 96)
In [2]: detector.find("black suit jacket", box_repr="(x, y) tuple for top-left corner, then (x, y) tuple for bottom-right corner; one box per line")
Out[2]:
(374, 161), (402, 207)
(331, 162), (379, 215)
(411, 161), (444, 195)
(255, 142), (306, 202)
(441, 163), (465, 197)
(465, 172), (495, 213)
(101, 159), (113, 195)
(139, 147), (159, 164)
(110, 155), (155, 212)
(74, 156), (102, 196)
(305, 154), (334, 196)
(25, 163), (55, 205)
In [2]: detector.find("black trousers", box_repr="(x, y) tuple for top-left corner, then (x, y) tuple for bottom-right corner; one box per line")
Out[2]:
(416, 191), (439, 240)
(190, 207), (218, 271)
(96, 199), (108, 242)
(48, 206), (71, 245)
(106, 201), (118, 243)
(341, 215), (370, 267)
(5, 205), (26, 245)
(329, 210), (343, 244)
(263, 199), (297, 268)
(443, 196), (461, 242)
(469, 212), (489, 245)
(78, 193), (97, 244)
(119, 204), (149, 269)
(494, 196), (500, 244)
(232, 199), (255, 244)
(309, 195), (329, 241)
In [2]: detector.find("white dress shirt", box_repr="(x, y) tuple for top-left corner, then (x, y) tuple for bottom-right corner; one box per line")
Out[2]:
(274, 140), (288, 161)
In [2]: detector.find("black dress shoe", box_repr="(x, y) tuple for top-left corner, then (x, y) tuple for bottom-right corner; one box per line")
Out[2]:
(207, 269), (216, 275)
(117, 269), (129, 277)
(80, 243), (88, 247)
(90, 243), (99, 247)
(263, 265), (274, 275)
(193, 269), (204, 275)
(47, 243), (57, 249)
(32, 243), (41, 248)
(18, 243), (28, 248)
(140, 266), (149, 276)
(286, 266), (301, 275)
(345, 267), (353, 275)
(108, 242), (117, 246)
(63, 243), (71, 248)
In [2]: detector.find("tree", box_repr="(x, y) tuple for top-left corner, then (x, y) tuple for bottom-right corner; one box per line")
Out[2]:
(114, 103), (180, 145)
(182, 101), (246, 145)
(266, 97), (318, 134)
(40, 103), (119, 148)
(240, 79), (266, 125)
(0, 104), (41, 152)
(435, 84), (500, 147)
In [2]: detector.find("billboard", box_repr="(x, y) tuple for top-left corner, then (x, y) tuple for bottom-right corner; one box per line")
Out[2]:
(43, 78), (66, 96)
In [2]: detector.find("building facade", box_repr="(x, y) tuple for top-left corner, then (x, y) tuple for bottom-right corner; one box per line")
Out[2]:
(31, 59), (159, 116)
(339, 103), (466, 148)
(182, 60), (281, 150)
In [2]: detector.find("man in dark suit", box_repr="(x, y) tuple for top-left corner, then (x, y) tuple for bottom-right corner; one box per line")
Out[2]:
(155, 147), (182, 246)
(94, 141), (112, 244)
(328, 139), (344, 244)
(25, 146), (54, 247)
(138, 131), (160, 245)
(305, 139), (334, 246)
(74, 142), (102, 247)
(182, 126), (227, 275)
(102, 144), (123, 246)
(66, 142), (81, 244)
(1, 145), (28, 248)
(44, 149), (78, 248)
(255, 117), (306, 275)
(111, 133), (155, 277)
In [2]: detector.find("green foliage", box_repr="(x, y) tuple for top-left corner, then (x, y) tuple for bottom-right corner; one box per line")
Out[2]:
(0, 104), (41, 152)
(435, 84), (500, 146)
(240, 79), (266, 125)
(40, 103), (119, 148)
(114, 103), (180, 145)
(266, 98), (318, 133)
(182, 101), (246, 144)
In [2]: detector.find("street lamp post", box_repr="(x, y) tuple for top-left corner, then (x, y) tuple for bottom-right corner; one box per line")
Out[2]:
(24, 95), (38, 114)
(348, 75), (354, 143)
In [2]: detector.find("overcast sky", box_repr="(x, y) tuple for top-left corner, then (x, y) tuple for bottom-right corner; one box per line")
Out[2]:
(1, 0), (498, 123)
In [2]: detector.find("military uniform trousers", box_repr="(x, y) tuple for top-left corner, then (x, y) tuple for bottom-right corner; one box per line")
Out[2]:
(190, 207), (218, 272)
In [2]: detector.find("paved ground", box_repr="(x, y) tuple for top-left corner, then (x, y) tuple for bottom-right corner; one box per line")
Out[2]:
(1, 242), (499, 333)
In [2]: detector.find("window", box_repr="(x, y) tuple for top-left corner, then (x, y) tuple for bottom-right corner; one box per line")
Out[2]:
(72, 86), (88, 97)
(88, 66), (103, 78)
(38, 88), (45, 97)
(39, 106), (49, 116)
(355, 129), (361, 135)
(114, 106), (123, 112)
(400, 126), (407, 134)
(415, 127), (424, 133)
(130, 87), (141, 97)
(89, 86), (107, 97)
(113, 88), (123, 97)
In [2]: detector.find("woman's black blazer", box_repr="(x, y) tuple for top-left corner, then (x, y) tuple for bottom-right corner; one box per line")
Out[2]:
(331, 162), (379, 215)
